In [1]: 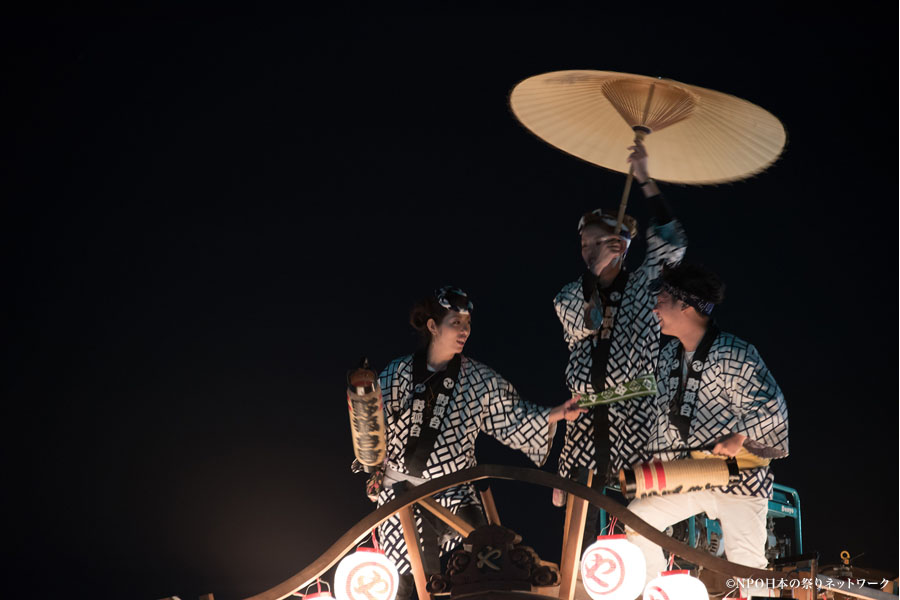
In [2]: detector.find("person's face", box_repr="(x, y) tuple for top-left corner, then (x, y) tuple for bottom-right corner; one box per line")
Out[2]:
(580, 224), (625, 272)
(652, 290), (685, 335)
(429, 311), (472, 355)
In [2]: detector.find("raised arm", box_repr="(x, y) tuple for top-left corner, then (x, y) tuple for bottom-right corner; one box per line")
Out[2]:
(629, 141), (688, 281)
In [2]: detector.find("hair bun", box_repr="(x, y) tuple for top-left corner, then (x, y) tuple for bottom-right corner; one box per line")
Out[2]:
(409, 304), (431, 331)
(408, 296), (450, 346)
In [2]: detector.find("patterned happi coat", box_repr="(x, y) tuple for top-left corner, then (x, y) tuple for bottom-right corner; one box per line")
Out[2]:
(555, 220), (687, 479)
(646, 332), (789, 498)
(376, 354), (552, 574)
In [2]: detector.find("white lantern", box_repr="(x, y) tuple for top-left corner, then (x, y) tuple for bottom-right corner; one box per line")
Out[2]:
(643, 570), (709, 600)
(335, 547), (399, 600)
(580, 534), (647, 600)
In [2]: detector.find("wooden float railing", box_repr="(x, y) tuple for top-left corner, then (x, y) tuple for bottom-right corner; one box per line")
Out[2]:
(242, 464), (886, 600)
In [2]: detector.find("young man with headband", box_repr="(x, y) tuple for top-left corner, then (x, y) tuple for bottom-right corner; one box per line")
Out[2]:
(626, 262), (789, 587)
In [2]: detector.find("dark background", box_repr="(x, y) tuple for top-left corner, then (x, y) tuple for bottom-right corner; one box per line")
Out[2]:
(3, 9), (896, 600)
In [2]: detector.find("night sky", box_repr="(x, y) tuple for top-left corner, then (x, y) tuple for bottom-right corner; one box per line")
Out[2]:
(4, 10), (896, 600)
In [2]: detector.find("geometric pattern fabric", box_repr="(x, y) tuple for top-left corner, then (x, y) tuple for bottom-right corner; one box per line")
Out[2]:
(647, 332), (789, 498)
(374, 354), (552, 574)
(554, 220), (687, 479)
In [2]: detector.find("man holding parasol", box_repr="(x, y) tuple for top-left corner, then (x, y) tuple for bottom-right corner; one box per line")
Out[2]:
(552, 140), (686, 546)
(509, 69), (787, 556)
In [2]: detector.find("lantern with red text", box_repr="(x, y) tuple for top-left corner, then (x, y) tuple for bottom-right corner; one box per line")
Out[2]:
(643, 570), (709, 600)
(580, 534), (646, 600)
(335, 547), (399, 600)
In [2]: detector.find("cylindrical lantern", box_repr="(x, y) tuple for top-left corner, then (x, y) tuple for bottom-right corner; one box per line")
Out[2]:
(335, 547), (399, 600)
(304, 592), (336, 600)
(347, 359), (387, 472)
(580, 534), (646, 600)
(643, 570), (709, 600)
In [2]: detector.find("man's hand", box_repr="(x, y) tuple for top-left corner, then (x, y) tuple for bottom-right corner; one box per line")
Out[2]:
(627, 141), (650, 182)
(589, 238), (626, 276)
(712, 433), (747, 457)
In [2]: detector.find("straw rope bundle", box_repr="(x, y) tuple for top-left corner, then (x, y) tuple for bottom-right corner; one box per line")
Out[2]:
(619, 458), (740, 500)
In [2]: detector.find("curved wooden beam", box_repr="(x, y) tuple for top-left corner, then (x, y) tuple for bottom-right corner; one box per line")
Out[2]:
(244, 464), (794, 600)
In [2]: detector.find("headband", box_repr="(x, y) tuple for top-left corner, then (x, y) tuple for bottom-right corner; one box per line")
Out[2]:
(577, 209), (638, 239)
(651, 280), (716, 315)
(436, 286), (473, 314)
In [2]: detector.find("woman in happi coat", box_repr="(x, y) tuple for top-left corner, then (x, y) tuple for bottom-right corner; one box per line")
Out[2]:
(361, 286), (583, 599)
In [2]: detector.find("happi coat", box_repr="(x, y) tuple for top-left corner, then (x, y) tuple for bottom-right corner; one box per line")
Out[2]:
(555, 220), (687, 479)
(375, 354), (553, 574)
(645, 331), (789, 498)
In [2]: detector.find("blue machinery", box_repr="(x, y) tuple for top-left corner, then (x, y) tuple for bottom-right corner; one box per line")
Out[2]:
(769, 483), (803, 555)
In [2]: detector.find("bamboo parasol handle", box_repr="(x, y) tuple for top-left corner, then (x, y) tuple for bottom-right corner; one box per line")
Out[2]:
(613, 83), (656, 238)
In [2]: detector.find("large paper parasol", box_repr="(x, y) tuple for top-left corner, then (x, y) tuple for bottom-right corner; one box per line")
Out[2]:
(509, 70), (786, 229)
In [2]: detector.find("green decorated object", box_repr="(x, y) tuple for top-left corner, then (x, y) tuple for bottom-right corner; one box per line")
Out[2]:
(576, 374), (658, 408)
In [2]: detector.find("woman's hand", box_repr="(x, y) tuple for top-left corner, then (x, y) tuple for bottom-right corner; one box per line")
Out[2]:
(549, 397), (588, 423)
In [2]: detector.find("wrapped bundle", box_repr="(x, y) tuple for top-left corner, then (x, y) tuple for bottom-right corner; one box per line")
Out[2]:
(619, 458), (740, 499)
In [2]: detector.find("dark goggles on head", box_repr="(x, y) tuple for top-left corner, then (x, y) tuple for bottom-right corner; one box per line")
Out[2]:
(649, 278), (716, 316)
(436, 286), (473, 314)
